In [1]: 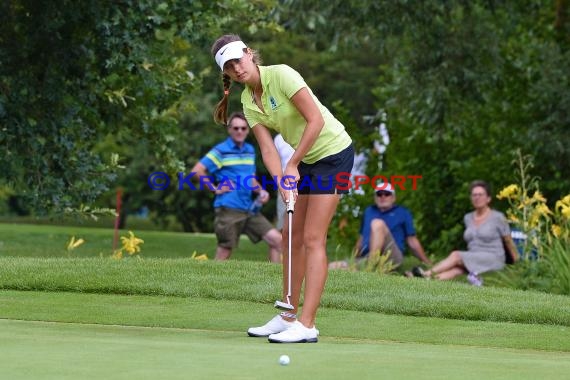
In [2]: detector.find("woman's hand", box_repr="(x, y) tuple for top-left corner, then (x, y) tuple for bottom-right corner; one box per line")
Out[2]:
(280, 163), (299, 204)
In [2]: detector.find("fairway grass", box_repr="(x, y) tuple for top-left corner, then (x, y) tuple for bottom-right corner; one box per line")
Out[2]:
(1, 292), (570, 380)
(1, 290), (569, 352)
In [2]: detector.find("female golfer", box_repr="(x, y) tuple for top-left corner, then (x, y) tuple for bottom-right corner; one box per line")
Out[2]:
(211, 34), (353, 343)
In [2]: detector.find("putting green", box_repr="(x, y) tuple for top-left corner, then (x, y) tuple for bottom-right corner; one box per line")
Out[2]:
(1, 319), (569, 380)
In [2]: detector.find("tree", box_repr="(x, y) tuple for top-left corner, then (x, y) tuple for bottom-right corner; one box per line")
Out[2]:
(0, 0), (279, 214)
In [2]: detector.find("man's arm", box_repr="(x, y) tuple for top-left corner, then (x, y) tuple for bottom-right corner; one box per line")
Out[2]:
(406, 236), (432, 265)
(189, 162), (228, 195)
(353, 236), (363, 257)
(251, 176), (270, 203)
(190, 162), (208, 178)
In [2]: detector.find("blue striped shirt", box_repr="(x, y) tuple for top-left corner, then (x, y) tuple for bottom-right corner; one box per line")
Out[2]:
(199, 137), (257, 211)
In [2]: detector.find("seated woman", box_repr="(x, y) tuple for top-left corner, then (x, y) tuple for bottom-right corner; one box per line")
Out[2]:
(411, 180), (518, 285)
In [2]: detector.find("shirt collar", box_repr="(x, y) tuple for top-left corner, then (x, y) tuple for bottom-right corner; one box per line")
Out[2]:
(376, 204), (398, 213)
(246, 65), (271, 93)
(226, 137), (246, 151)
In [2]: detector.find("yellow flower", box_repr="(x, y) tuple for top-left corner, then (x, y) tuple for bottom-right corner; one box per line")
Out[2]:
(120, 231), (144, 255)
(497, 184), (520, 200)
(528, 213), (540, 228)
(531, 190), (547, 203)
(521, 195), (534, 207)
(191, 251), (209, 261)
(562, 206), (570, 220)
(551, 224), (562, 238)
(556, 199), (570, 220)
(560, 194), (570, 206)
(507, 213), (520, 224)
(66, 236), (85, 251)
(534, 203), (552, 217)
(112, 250), (123, 260)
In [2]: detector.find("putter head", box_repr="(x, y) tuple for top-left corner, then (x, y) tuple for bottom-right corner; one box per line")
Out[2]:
(274, 300), (295, 310)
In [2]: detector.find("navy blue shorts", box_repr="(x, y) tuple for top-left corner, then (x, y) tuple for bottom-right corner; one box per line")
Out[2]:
(297, 144), (354, 195)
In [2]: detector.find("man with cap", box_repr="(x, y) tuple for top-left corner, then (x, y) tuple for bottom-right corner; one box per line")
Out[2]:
(329, 182), (431, 270)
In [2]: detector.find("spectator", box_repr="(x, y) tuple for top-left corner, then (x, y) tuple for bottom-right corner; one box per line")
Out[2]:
(329, 182), (431, 270)
(410, 180), (519, 285)
(190, 112), (282, 263)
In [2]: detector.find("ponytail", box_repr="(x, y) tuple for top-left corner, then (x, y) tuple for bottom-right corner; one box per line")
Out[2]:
(213, 74), (232, 125)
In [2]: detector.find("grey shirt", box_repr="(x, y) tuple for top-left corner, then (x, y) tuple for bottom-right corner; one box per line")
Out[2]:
(459, 210), (510, 274)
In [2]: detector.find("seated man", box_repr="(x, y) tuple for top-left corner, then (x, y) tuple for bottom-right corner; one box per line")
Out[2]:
(329, 182), (431, 269)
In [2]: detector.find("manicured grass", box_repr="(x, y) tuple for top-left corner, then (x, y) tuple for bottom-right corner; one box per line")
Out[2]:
(1, 290), (569, 352)
(0, 223), (267, 261)
(3, 318), (567, 380)
(1, 258), (569, 326)
(2, 318), (569, 380)
(2, 222), (570, 379)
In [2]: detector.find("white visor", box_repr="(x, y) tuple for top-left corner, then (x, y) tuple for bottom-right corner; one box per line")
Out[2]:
(215, 41), (247, 71)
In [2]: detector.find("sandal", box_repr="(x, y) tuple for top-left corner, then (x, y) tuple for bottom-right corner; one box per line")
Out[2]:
(411, 266), (427, 278)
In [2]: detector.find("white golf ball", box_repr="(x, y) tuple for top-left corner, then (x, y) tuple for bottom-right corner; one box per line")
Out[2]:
(279, 354), (290, 366)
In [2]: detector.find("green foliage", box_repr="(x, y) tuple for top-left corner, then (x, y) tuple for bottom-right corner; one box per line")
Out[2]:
(275, 0), (569, 257)
(373, 1), (570, 255)
(544, 237), (570, 295)
(2, 0), (569, 244)
(0, 0), (279, 215)
(489, 152), (570, 295)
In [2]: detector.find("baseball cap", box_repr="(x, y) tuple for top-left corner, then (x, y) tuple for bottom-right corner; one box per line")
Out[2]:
(215, 41), (247, 71)
(374, 181), (395, 194)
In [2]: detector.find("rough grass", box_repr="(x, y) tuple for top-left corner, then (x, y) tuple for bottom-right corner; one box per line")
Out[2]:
(1, 257), (569, 326)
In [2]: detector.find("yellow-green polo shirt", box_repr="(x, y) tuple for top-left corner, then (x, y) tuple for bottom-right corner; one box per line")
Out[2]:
(241, 64), (352, 164)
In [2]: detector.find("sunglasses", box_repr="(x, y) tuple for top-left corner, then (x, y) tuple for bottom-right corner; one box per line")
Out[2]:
(230, 126), (248, 132)
(375, 191), (393, 197)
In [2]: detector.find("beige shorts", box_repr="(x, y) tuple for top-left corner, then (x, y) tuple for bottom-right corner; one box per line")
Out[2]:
(214, 207), (274, 249)
(359, 231), (404, 266)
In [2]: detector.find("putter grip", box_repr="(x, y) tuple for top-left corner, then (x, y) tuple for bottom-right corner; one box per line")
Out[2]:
(286, 189), (295, 213)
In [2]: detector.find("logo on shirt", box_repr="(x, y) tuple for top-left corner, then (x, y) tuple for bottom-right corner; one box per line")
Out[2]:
(269, 96), (278, 110)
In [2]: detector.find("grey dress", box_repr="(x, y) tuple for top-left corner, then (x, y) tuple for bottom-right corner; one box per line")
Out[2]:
(459, 210), (510, 275)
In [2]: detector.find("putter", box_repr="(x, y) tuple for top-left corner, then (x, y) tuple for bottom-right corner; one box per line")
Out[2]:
(274, 189), (295, 311)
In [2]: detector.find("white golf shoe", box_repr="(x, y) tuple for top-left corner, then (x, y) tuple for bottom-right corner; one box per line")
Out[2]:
(247, 315), (294, 337)
(268, 321), (318, 343)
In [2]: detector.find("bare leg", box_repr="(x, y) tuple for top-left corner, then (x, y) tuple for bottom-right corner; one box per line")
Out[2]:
(435, 267), (466, 280)
(425, 251), (464, 277)
(262, 228), (282, 263)
(368, 219), (390, 260)
(329, 219), (390, 270)
(215, 246), (232, 260)
(298, 194), (340, 328)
